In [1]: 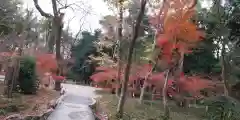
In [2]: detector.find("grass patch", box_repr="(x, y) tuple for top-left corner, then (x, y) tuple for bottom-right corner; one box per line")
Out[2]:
(95, 90), (204, 120)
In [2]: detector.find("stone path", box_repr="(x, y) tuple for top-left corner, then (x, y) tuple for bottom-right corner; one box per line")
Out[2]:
(47, 83), (102, 120)
(62, 84), (102, 98)
(0, 75), (5, 81)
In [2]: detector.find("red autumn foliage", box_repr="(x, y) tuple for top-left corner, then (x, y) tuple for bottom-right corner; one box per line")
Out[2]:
(0, 52), (13, 57)
(179, 76), (215, 93)
(147, 72), (218, 98)
(0, 52), (59, 76)
(90, 66), (139, 84)
(90, 72), (116, 83)
(36, 54), (58, 74)
(145, 0), (213, 99)
(135, 64), (153, 78)
(92, 66), (217, 99)
(52, 75), (65, 81)
(95, 66), (114, 71)
(91, 0), (218, 102)
(91, 65), (143, 87)
(150, 0), (204, 63)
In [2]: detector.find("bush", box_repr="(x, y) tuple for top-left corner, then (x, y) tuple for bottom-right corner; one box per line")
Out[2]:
(18, 56), (38, 94)
(201, 95), (240, 120)
(65, 70), (76, 80)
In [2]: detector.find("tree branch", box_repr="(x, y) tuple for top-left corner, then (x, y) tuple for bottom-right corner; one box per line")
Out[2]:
(33, 0), (53, 18)
(51, 0), (58, 16)
(58, 3), (74, 11)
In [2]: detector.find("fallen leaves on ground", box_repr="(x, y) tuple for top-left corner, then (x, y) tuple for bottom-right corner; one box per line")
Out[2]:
(0, 82), (59, 119)
(19, 88), (59, 116)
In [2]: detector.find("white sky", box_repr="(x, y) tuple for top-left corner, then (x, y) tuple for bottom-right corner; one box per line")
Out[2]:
(22, 0), (112, 34)
(22, 0), (212, 34)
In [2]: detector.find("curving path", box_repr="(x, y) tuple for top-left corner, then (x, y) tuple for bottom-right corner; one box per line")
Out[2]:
(62, 84), (102, 98)
(48, 83), (102, 120)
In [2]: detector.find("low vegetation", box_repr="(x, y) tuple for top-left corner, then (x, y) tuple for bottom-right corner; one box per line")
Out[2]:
(19, 56), (38, 94)
(96, 90), (240, 120)
(0, 81), (59, 119)
(96, 90), (203, 120)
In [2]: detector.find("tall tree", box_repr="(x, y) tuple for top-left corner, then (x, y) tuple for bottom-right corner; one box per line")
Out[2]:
(33, 0), (69, 75)
(116, 0), (147, 118)
(102, 0), (125, 96)
(71, 30), (101, 83)
(206, 0), (232, 95)
(0, 0), (22, 35)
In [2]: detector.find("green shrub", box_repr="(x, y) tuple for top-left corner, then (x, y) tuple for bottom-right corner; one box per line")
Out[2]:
(18, 56), (38, 94)
(66, 70), (76, 80)
(201, 95), (240, 120)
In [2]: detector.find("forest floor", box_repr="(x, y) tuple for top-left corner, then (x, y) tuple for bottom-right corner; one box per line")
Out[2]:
(0, 81), (59, 119)
(96, 90), (205, 120)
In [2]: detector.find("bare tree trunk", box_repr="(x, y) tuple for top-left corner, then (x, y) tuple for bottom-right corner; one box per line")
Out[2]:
(139, 63), (156, 103)
(116, 0), (147, 118)
(174, 51), (184, 93)
(116, 0), (124, 97)
(10, 62), (18, 94)
(139, 0), (167, 103)
(116, 65), (121, 96)
(139, 27), (160, 103)
(212, 0), (229, 96)
(11, 57), (20, 92)
(51, 0), (64, 75)
(221, 41), (229, 96)
(5, 66), (14, 98)
(48, 31), (55, 53)
(33, 0), (54, 53)
(46, 20), (55, 53)
(162, 69), (170, 120)
(5, 53), (19, 98)
(4, 33), (25, 97)
(55, 19), (63, 75)
(139, 75), (149, 103)
(33, 0), (63, 60)
(12, 34), (24, 91)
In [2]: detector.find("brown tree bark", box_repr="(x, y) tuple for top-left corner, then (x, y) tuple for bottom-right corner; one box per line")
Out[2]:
(116, 0), (147, 118)
(221, 41), (229, 96)
(33, 0), (54, 53)
(138, 0), (167, 103)
(4, 66), (14, 98)
(48, 32), (55, 53)
(173, 51), (184, 93)
(4, 33), (24, 97)
(51, 0), (64, 75)
(139, 62), (156, 103)
(139, 72), (151, 103)
(54, 15), (64, 75)
(33, 0), (64, 75)
(162, 69), (170, 120)
(116, 0), (124, 97)
(5, 54), (20, 98)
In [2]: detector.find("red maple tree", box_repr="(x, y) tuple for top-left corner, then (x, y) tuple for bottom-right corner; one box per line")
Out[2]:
(36, 53), (58, 75)
(90, 0), (219, 101)
(147, 0), (217, 100)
